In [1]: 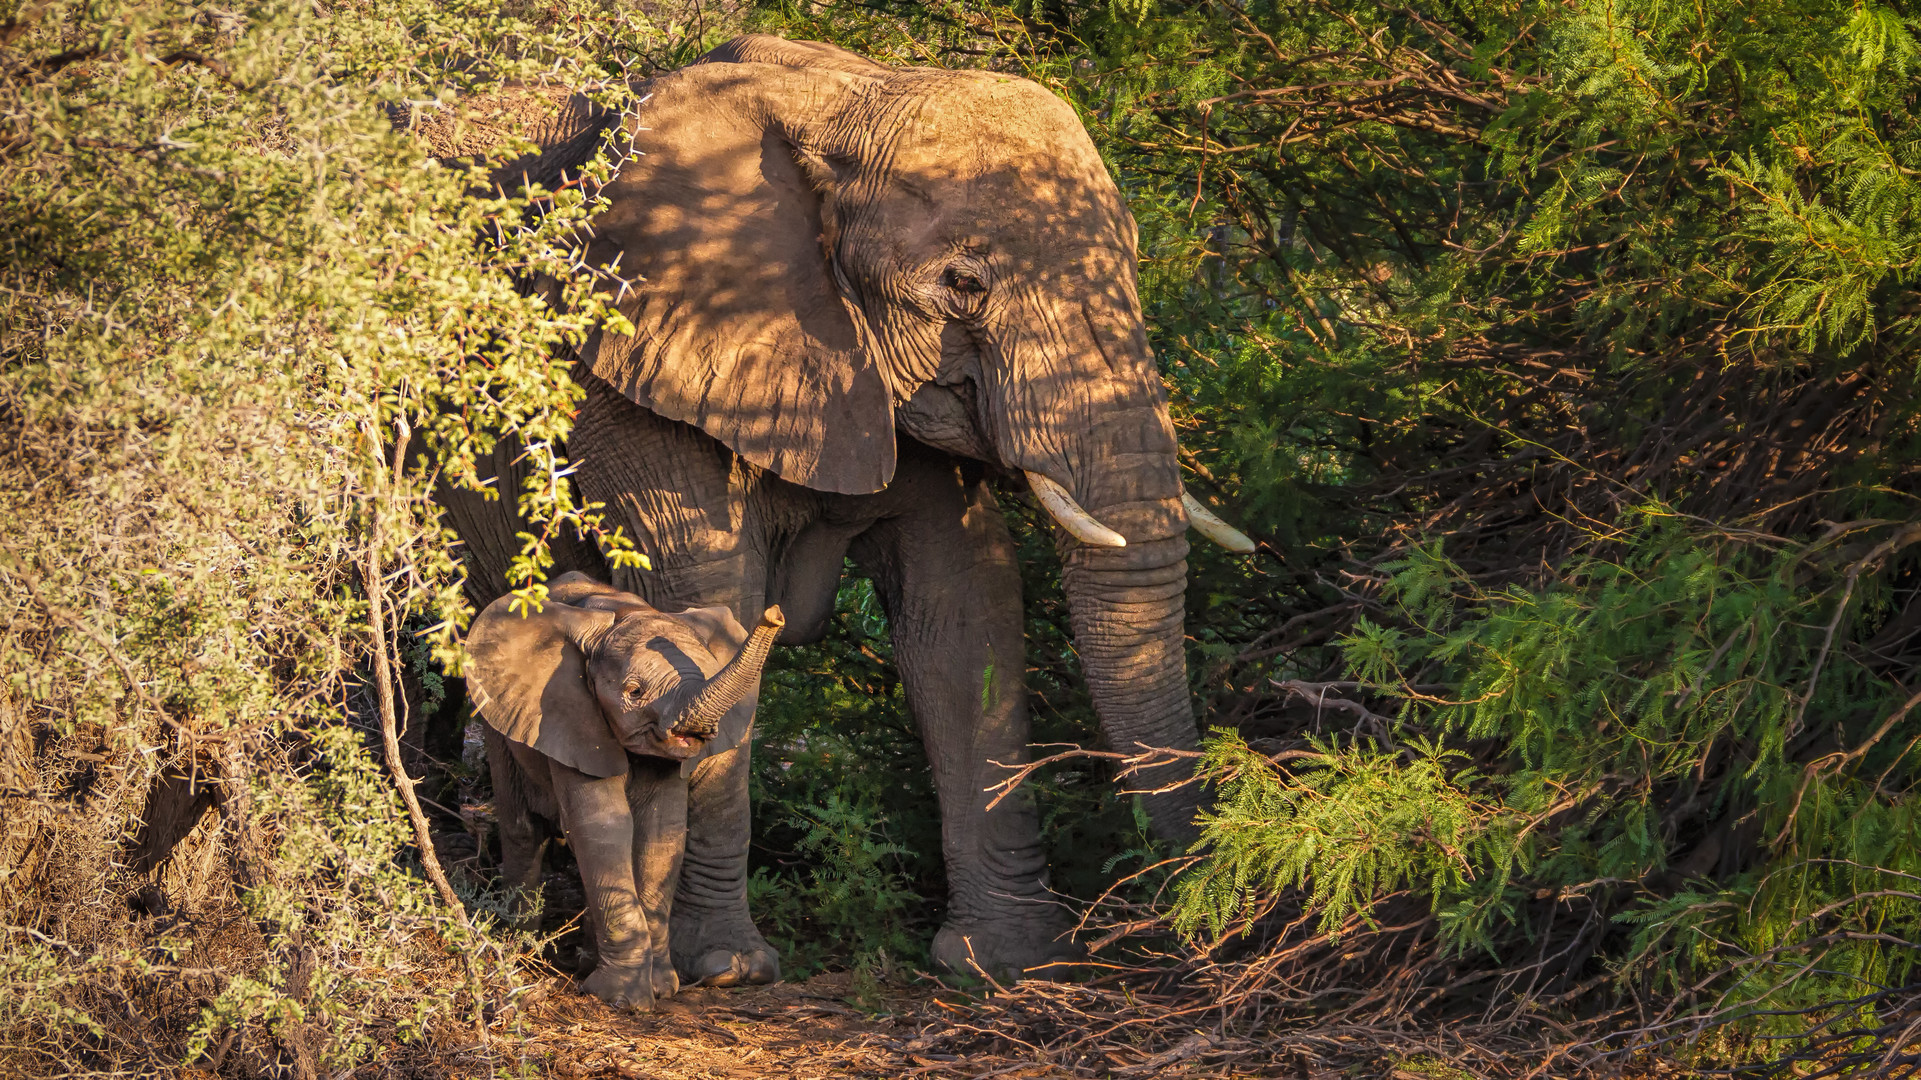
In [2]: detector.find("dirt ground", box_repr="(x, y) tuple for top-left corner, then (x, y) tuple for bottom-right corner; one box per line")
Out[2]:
(510, 972), (997, 1080)
(489, 968), (1441, 1080)
(427, 802), (1506, 1080)
(486, 966), (1630, 1080)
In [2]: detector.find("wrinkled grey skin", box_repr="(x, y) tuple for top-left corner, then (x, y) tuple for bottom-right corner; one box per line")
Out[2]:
(432, 35), (1203, 985)
(463, 571), (781, 1008)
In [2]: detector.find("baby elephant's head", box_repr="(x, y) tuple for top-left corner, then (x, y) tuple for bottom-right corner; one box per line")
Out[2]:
(466, 572), (785, 778)
(578, 589), (785, 761)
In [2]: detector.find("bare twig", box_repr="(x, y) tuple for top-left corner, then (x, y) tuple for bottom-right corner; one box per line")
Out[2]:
(362, 416), (486, 1047)
(982, 743), (1208, 812)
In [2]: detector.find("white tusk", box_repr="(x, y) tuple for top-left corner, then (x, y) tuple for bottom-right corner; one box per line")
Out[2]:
(1182, 491), (1256, 553)
(1025, 471), (1127, 548)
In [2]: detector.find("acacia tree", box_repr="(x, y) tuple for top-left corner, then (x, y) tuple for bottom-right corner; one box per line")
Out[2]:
(0, 0), (669, 1071)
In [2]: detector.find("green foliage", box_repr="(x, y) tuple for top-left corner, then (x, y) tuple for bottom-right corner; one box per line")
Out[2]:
(1173, 733), (1523, 941)
(0, 0), (677, 1070)
(746, 791), (927, 978)
(1089, 0), (1921, 1037)
(1177, 523), (1921, 1040)
(756, 0), (1921, 1052)
(1367, 530), (1921, 983)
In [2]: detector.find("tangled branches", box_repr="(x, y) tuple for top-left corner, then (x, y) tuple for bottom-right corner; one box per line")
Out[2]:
(753, 4), (1921, 1067)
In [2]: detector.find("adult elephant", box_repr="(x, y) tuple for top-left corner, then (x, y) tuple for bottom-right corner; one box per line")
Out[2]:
(431, 35), (1252, 986)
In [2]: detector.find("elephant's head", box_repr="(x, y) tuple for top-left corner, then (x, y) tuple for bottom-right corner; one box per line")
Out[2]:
(467, 571), (786, 776)
(578, 37), (1251, 835)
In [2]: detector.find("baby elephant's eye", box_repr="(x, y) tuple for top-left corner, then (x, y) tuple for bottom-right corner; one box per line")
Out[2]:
(940, 266), (986, 296)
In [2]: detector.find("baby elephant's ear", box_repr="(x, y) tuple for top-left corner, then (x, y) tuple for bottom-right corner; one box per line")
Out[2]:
(668, 606), (751, 671)
(467, 596), (626, 779)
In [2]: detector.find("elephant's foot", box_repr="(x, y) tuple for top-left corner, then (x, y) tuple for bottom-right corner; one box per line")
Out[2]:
(933, 917), (1083, 985)
(670, 909), (780, 987)
(580, 957), (677, 1010)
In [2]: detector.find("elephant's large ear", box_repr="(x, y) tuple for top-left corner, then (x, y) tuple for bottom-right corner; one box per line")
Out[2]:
(466, 596), (626, 779)
(586, 61), (896, 496)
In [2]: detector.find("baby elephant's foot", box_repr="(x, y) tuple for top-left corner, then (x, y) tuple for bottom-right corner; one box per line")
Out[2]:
(671, 910), (781, 988)
(580, 957), (676, 1010)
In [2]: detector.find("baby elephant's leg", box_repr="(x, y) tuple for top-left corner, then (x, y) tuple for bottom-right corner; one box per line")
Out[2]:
(487, 729), (550, 932)
(626, 757), (688, 1001)
(550, 760), (668, 1009)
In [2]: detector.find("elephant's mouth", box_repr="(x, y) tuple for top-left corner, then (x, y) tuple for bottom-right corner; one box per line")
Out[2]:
(638, 727), (709, 761)
(614, 706), (714, 761)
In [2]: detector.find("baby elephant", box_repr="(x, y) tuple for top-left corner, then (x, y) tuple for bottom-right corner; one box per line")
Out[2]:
(465, 571), (784, 1008)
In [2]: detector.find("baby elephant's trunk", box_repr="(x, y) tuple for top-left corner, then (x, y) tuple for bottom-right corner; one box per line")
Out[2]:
(672, 606), (786, 738)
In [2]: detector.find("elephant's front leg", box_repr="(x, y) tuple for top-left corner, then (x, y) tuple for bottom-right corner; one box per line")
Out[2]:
(673, 730), (780, 986)
(550, 760), (671, 1009)
(626, 757), (689, 1000)
(853, 452), (1074, 983)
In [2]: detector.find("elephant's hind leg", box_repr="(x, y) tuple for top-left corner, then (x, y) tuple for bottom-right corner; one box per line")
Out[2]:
(486, 727), (551, 933)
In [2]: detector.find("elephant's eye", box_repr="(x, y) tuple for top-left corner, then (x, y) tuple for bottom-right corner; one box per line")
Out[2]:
(940, 266), (986, 296)
(621, 678), (650, 707)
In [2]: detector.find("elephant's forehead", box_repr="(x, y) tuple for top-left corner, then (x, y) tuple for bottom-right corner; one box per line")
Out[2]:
(867, 142), (1128, 251)
(605, 619), (717, 681)
(906, 73), (1082, 137)
(864, 162), (1132, 261)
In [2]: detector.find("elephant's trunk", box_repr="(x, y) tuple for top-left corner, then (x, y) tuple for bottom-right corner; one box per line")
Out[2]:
(673, 606), (786, 738)
(999, 277), (1214, 841)
(1063, 520), (1200, 842)
(1046, 393), (1202, 841)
